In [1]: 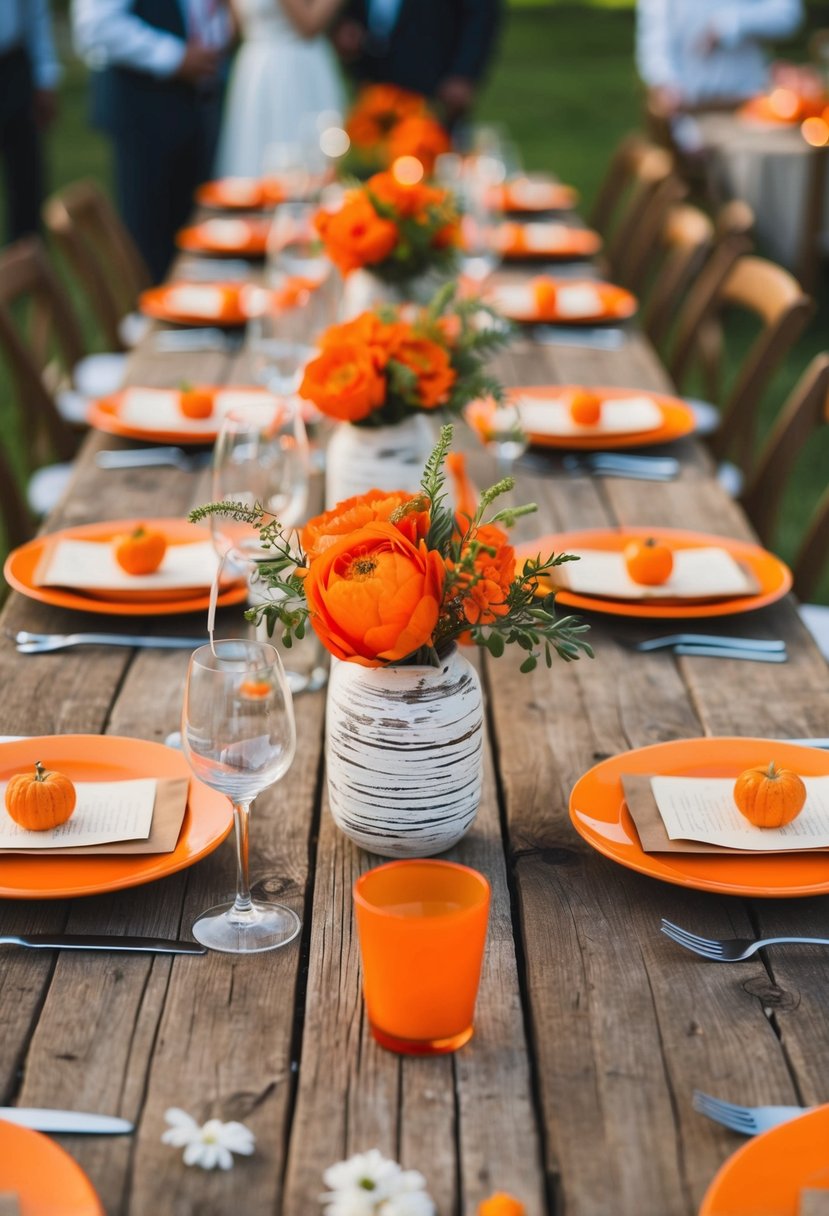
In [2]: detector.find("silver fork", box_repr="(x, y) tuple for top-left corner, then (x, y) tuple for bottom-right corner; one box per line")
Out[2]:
(661, 919), (829, 961)
(692, 1090), (808, 1135)
(13, 632), (205, 654)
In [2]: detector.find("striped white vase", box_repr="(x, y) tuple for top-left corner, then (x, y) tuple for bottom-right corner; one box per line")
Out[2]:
(324, 414), (436, 508)
(326, 648), (484, 858)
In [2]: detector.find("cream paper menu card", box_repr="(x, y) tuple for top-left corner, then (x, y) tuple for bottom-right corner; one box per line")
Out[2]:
(799, 1191), (829, 1216)
(165, 285), (228, 317)
(35, 538), (221, 593)
(650, 774), (829, 851)
(516, 395), (663, 437)
(491, 282), (604, 318)
(554, 547), (758, 600)
(119, 387), (276, 434)
(199, 218), (252, 248)
(0, 778), (156, 849)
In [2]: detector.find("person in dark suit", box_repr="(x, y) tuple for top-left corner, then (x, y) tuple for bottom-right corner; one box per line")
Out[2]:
(332, 0), (502, 126)
(72, 0), (232, 282)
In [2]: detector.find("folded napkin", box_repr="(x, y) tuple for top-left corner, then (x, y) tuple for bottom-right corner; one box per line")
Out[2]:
(212, 177), (261, 205)
(119, 387), (276, 434)
(622, 774), (829, 854)
(491, 282), (605, 319)
(498, 223), (573, 252)
(34, 537), (221, 595)
(800, 1190), (829, 1215)
(198, 218), (254, 248)
(0, 777), (188, 856)
(506, 180), (563, 209)
(552, 547), (759, 601)
(516, 394), (663, 437)
(555, 283), (605, 317)
(164, 286), (234, 318)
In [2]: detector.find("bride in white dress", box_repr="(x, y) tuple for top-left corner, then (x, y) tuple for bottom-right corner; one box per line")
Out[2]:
(216, 0), (346, 178)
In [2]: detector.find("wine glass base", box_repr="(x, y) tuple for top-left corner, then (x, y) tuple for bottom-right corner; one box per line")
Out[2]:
(192, 899), (301, 954)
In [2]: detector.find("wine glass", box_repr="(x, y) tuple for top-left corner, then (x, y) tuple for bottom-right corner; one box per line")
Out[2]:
(182, 639), (299, 953)
(247, 280), (316, 398)
(467, 398), (528, 480)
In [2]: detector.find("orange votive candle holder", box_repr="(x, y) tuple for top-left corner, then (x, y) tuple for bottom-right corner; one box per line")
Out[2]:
(353, 859), (491, 1056)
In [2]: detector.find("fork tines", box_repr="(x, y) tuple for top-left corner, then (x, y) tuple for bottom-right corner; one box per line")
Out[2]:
(660, 919), (725, 957)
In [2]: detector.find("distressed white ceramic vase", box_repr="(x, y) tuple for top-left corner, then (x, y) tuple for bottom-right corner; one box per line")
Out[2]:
(326, 648), (484, 857)
(324, 413), (436, 507)
(341, 268), (445, 318)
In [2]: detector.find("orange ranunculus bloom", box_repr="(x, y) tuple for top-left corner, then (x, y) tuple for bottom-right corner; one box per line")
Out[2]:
(478, 1195), (526, 1216)
(301, 489), (430, 561)
(299, 343), (386, 423)
(318, 312), (408, 371)
(303, 522), (446, 665)
(367, 170), (441, 220)
(391, 335), (457, 408)
(314, 193), (398, 275)
(388, 114), (451, 174)
(432, 219), (462, 249)
(451, 523), (516, 626)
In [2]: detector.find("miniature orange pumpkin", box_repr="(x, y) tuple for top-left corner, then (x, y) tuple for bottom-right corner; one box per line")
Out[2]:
(624, 537), (674, 586)
(568, 388), (602, 426)
(733, 761), (807, 828)
(239, 678), (272, 700)
(114, 525), (168, 575)
(5, 761), (77, 831)
(478, 1195), (525, 1216)
(532, 278), (557, 314)
(179, 385), (214, 419)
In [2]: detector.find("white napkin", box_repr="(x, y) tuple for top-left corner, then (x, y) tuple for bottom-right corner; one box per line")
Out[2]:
(119, 387), (276, 434)
(35, 538), (222, 593)
(508, 180), (561, 208)
(214, 178), (261, 205)
(556, 547), (757, 600)
(199, 219), (253, 248)
(165, 286), (227, 317)
(555, 284), (605, 318)
(517, 395), (662, 437)
(491, 284), (535, 315)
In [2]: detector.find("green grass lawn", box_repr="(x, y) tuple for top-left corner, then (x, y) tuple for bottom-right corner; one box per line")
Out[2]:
(3, 3), (829, 599)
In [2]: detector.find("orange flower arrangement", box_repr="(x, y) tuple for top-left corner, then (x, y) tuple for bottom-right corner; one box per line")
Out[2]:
(345, 84), (428, 149)
(343, 83), (450, 176)
(388, 114), (451, 174)
(299, 284), (507, 429)
(314, 169), (460, 284)
(191, 427), (592, 672)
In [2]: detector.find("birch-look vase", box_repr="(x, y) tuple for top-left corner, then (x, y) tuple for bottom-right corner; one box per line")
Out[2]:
(326, 648), (484, 857)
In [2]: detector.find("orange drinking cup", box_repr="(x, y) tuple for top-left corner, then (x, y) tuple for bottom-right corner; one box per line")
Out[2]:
(353, 859), (491, 1055)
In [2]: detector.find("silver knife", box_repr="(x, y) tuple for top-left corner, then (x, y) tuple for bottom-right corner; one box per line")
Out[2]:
(673, 644), (789, 663)
(636, 634), (787, 653)
(0, 933), (206, 954)
(0, 1108), (133, 1134)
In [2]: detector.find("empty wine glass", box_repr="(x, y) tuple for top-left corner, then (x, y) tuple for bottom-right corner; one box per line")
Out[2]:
(182, 639), (299, 953)
(467, 398), (528, 480)
(247, 282), (316, 398)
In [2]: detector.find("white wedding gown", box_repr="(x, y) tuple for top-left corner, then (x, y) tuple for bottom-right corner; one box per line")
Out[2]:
(215, 0), (345, 177)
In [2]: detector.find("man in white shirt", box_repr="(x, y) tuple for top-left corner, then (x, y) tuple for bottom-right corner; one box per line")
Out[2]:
(72, 0), (232, 281)
(0, 0), (61, 243)
(637, 0), (803, 113)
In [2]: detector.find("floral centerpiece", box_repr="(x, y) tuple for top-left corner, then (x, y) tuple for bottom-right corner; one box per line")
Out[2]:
(301, 283), (508, 504)
(191, 427), (591, 856)
(344, 83), (451, 177)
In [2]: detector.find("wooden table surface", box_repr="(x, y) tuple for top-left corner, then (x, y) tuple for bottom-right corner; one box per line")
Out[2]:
(2, 251), (829, 1216)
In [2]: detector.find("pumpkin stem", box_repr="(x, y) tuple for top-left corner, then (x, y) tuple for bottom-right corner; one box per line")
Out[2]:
(131, 526), (146, 539)
(766, 761), (780, 780)
(34, 760), (47, 782)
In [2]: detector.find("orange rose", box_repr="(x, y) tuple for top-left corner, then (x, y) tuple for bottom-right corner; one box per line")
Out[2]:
(388, 114), (451, 174)
(314, 193), (398, 275)
(299, 344), (386, 423)
(318, 312), (408, 370)
(478, 1195), (525, 1216)
(450, 523), (516, 626)
(356, 84), (426, 124)
(367, 170), (439, 219)
(301, 490), (430, 560)
(303, 522), (446, 665)
(391, 335), (457, 409)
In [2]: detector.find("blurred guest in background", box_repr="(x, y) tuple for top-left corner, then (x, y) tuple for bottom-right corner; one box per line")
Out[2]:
(332, 0), (502, 127)
(637, 0), (804, 113)
(216, 0), (345, 178)
(0, 0), (61, 244)
(72, 0), (233, 282)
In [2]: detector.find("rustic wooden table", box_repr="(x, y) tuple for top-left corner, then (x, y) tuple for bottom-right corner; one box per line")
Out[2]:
(1, 261), (829, 1216)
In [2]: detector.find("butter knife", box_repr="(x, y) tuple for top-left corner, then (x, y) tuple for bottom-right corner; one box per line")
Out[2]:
(0, 934), (205, 954)
(0, 1108), (133, 1134)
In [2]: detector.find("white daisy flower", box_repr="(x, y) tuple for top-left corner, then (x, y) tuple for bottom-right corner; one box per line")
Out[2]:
(161, 1107), (255, 1171)
(322, 1148), (402, 1197)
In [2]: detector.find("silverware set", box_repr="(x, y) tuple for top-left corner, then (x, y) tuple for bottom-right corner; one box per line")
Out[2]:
(12, 631), (205, 654)
(530, 323), (628, 350)
(632, 633), (789, 663)
(152, 327), (243, 353)
(520, 449), (679, 481)
(96, 446), (212, 472)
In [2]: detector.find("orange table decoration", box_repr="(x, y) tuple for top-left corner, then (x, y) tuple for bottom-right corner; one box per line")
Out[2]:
(353, 859), (490, 1055)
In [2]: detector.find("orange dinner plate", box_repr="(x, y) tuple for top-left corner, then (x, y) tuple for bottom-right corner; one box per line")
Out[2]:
(139, 282), (249, 326)
(176, 217), (270, 256)
(0, 735), (232, 900)
(3, 519), (247, 617)
(495, 279), (637, 325)
(518, 528), (792, 619)
(87, 385), (271, 446)
(700, 1105), (829, 1214)
(496, 223), (602, 260)
(510, 385), (696, 449)
(0, 1119), (104, 1213)
(490, 181), (579, 213)
(195, 177), (285, 210)
(570, 738), (829, 897)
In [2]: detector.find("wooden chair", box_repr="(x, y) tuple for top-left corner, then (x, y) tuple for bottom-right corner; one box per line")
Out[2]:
(0, 444), (34, 554)
(43, 180), (152, 352)
(638, 203), (715, 345)
(668, 254), (814, 474)
(613, 170), (688, 289)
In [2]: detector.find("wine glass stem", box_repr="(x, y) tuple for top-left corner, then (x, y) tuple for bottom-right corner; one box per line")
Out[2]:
(232, 800), (253, 916)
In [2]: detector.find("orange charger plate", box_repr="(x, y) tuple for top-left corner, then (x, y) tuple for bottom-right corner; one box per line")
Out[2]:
(0, 735), (232, 899)
(511, 385), (696, 450)
(0, 1119), (104, 1213)
(570, 737), (829, 898)
(518, 527), (792, 619)
(491, 182), (579, 212)
(700, 1105), (829, 1214)
(195, 177), (285, 210)
(3, 518), (247, 617)
(87, 385), (271, 446)
(176, 218), (270, 256)
(139, 283), (248, 327)
(497, 280), (637, 324)
(497, 224), (602, 260)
